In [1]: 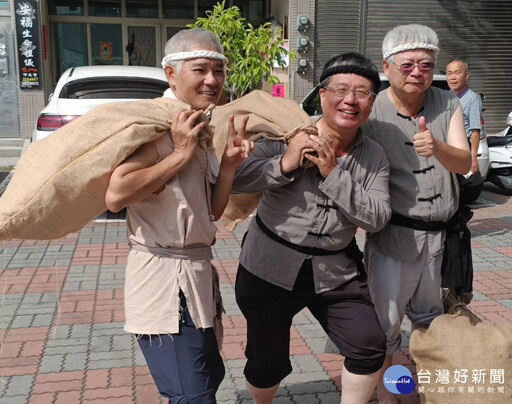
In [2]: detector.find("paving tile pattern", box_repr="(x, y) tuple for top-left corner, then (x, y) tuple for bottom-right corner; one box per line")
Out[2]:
(1, 186), (512, 403)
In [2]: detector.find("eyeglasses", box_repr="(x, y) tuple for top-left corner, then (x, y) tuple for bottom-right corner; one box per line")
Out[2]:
(324, 86), (375, 100)
(392, 61), (435, 75)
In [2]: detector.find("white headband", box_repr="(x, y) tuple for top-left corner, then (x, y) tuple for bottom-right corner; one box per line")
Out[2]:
(161, 50), (229, 68)
(383, 42), (439, 60)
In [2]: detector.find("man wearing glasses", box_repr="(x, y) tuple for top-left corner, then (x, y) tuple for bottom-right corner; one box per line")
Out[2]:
(446, 59), (483, 176)
(233, 52), (390, 404)
(363, 24), (471, 403)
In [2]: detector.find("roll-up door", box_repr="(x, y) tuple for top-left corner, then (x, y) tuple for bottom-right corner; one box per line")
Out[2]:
(314, 0), (362, 84)
(365, 0), (512, 134)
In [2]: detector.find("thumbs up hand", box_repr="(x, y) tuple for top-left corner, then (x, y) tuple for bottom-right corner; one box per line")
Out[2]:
(413, 116), (437, 157)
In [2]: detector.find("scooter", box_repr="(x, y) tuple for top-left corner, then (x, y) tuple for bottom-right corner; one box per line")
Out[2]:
(486, 111), (512, 190)
(496, 111), (512, 137)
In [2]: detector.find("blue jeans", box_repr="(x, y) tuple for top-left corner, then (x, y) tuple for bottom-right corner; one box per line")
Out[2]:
(137, 294), (225, 404)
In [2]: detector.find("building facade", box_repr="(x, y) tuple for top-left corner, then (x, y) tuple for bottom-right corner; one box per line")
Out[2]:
(4, 0), (512, 140)
(288, 0), (512, 134)
(5, 0), (272, 139)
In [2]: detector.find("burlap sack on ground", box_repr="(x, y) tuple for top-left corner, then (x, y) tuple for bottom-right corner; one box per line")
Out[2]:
(0, 97), (199, 240)
(210, 90), (315, 231)
(409, 306), (512, 404)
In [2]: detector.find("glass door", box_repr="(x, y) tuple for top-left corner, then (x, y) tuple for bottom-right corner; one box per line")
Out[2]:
(54, 23), (88, 76)
(162, 25), (185, 54)
(126, 25), (158, 67)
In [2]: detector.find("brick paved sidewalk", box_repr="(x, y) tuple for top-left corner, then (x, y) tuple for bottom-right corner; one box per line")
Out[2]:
(1, 185), (512, 403)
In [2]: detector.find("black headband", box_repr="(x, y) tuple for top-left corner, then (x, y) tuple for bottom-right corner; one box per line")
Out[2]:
(319, 65), (381, 91)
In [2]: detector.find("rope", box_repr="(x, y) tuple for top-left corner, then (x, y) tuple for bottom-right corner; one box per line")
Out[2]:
(283, 125), (333, 169)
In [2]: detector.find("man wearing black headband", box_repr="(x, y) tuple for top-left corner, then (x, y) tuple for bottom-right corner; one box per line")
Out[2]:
(232, 52), (390, 403)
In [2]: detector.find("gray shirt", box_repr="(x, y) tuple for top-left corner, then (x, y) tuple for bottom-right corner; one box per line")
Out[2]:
(364, 87), (460, 261)
(457, 87), (483, 139)
(232, 128), (391, 293)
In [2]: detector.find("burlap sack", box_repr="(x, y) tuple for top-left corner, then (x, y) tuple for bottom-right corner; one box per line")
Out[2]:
(0, 90), (314, 240)
(210, 90), (315, 231)
(409, 306), (512, 404)
(0, 97), (200, 240)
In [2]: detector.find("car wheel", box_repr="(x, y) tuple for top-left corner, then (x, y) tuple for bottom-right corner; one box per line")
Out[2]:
(460, 183), (483, 204)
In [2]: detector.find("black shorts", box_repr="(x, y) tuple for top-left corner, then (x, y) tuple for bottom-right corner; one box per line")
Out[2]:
(235, 259), (386, 388)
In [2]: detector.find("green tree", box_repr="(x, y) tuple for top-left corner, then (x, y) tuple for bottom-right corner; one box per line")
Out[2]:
(189, 1), (295, 101)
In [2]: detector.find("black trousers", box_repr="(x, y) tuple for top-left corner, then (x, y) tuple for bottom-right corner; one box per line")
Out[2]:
(235, 259), (386, 388)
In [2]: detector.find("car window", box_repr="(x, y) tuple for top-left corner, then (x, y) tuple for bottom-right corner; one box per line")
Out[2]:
(59, 78), (169, 100)
(302, 89), (322, 116)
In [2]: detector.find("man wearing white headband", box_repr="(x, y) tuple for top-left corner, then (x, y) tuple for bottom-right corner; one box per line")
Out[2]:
(160, 28), (229, 109)
(363, 24), (471, 403)
(106, 28), (253, 403)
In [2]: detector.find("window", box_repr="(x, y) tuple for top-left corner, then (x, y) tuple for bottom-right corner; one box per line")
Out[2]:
(126, 0), (158, 18)
(89, 0), (121, 17)
(165, 27), (184, 46)
(90, 24), (123, 65)
(0, 1), (9, 10)
(55, 23), (88, 76)
(60, 78), (168, 99)
(162, 0), (193, 19)
(198, 0), (218, 17)
(233, 0), (264, 25)
(48, 0), (83, 15)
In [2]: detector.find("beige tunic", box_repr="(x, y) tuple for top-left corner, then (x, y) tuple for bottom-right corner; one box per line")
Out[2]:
(124, 133), (219, 335)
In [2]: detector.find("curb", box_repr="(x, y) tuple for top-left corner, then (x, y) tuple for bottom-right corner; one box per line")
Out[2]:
(0, 169), (14, 196)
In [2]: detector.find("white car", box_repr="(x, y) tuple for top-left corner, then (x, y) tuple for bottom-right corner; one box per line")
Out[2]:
(32, 65), (169, 142)
(300, 73), (490, 204)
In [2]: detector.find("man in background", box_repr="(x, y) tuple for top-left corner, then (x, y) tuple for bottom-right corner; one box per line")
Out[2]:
(446, 59), (483, 175)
